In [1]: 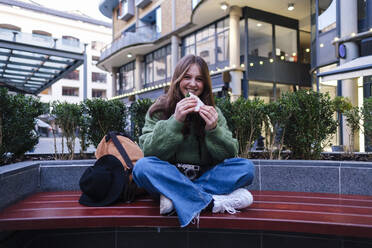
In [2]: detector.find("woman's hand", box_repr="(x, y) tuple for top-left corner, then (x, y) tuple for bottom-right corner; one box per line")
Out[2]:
(174, 97), (197, 122)
(199, 105), (218, 130)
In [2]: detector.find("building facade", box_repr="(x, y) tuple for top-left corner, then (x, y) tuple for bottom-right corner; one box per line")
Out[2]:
(314, 0), (372, 151)
(0, 0), (113, 103)
(98, 0), (372, 151)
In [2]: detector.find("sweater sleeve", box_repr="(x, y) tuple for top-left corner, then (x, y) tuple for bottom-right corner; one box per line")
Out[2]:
(139, 111), (184, 160)
(204, 107), (238, 161)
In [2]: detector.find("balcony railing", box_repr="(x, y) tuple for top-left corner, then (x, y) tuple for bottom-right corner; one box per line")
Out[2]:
(0, 29), (84, 53)
(135, 0), (152, 8)
(100, 24), (160, 60)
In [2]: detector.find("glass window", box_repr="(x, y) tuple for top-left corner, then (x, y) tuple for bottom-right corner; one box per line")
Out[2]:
(216, 18), (229, 63)
(248, 19), (272, 58)
(275, 83), (293, 99)
(62, 87), (79, 96)
(141, 61), (145, 86)
(318, 0), (336, 33)
(196, 25), (215, 65)
(248, 81), (274, 103)
(120, 62), (135, 90)
(166, 45), (172, 79)
(92, 89), (106, 98)
(92, 72), (107, 83)
(239, 19), (245, 62)
(300, 31), (311, 64)
(145, 53), (154, 84)
(64, 70), (79, 80)
(156, 7), (162, 33)
(275, 25), (297, 62)
(154, 48), (166, 82)
(143, 44), (171, 85)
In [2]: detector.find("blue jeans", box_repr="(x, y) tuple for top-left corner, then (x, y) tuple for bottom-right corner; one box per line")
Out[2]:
(132, 156), (254, 227)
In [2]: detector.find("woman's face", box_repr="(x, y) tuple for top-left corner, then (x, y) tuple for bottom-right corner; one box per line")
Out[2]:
(179, 63), (204, 97)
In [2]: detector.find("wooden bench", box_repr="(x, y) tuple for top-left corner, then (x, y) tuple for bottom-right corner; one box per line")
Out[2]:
(0, 190), (371, 238)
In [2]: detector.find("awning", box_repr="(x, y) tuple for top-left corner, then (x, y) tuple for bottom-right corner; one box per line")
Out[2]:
(317, 55), (372, 81)
(0, 30), (84, 95)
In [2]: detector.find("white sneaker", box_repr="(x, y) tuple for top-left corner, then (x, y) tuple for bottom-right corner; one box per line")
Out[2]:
(212, 188), (253, 214)
(160, 194), (174, 215)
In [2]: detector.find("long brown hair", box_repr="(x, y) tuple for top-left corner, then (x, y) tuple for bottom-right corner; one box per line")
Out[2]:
(149, 54), (215, 137)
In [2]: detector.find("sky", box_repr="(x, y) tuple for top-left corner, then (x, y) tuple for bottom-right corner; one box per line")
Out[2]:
(30, 0), (111, 23)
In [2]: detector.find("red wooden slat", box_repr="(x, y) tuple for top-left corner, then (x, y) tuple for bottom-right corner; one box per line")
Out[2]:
(0, 191), (372, 238)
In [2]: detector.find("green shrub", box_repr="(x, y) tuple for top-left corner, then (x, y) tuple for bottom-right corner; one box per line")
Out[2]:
(263, 100), (292, 159)
(0, 88), (44, 165)
(332, 96), (353, 114)
(344, 106), (361, 153)
(84, 98), (128, 147)
(282, 90), (337, 159)
(129, 98), (153, 143)
(215, 96), (235, 137)
(78, 111), (90, 157)
(362, 97), (372, 151)
(51, 101), (82, 160)
(232, 97), (265, 157)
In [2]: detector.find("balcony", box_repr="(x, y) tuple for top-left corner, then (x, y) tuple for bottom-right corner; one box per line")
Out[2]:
(135, 0), (152, 8)
(118, 0), (134, 21)
(100, 25), (160, 61)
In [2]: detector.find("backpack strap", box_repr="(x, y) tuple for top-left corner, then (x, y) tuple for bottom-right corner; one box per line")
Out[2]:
(107, 131), (134, 172)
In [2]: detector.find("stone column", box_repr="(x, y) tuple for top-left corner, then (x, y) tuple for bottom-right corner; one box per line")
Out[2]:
(112, 67), (118, 97)
(171, 0), (179, 73)
(229, 6), (243, 101)
(339, 0), (360, 151)
(171, 36), (180, 74)
(135, 55), (143, 90)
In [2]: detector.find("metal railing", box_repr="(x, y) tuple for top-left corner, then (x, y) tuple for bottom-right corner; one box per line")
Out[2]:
(100, 24), (160, 60)
(0, 29), (84, 53)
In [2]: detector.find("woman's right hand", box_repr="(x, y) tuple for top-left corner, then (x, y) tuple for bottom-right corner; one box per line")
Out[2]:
(174, 97), (197, 122)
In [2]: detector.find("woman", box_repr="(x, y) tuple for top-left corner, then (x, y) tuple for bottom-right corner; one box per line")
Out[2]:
(132, 55), (254, 227)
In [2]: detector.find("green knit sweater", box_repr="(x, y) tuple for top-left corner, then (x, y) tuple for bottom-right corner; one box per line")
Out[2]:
(139, 107), (238, 168)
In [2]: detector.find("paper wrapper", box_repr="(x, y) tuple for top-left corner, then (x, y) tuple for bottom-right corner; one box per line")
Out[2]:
(189, 92), (204, 111)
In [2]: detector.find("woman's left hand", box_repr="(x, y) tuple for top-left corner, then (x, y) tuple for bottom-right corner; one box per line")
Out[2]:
(199, 105), (218, 131)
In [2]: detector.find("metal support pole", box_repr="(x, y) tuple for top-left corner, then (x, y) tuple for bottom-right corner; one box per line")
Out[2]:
(83, 43), (88, 100)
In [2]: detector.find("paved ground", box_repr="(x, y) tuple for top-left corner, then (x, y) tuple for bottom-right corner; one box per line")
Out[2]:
(26, 137), (96, 154)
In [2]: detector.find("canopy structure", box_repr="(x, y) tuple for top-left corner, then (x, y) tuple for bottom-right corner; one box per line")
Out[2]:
(317, 55), (372, 82)
(0, 30), (85, 94)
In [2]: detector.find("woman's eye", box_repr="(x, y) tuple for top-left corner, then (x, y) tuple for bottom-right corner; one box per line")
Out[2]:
(184, 75), (191, 79)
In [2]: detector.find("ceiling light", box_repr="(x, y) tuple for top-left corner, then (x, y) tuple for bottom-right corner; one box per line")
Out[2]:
(305, 48), (310, 53)
(288, 3), (294, 11)
(220, 2), (228, 11)
(257, 23), (262, 27)
(127, 53), (133, 58)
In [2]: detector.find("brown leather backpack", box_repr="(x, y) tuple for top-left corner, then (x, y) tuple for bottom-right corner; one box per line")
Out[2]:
(95, 131), (144, 202)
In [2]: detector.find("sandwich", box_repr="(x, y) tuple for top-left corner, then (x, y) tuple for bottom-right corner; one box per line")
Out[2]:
(186, 92), (204, 111)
